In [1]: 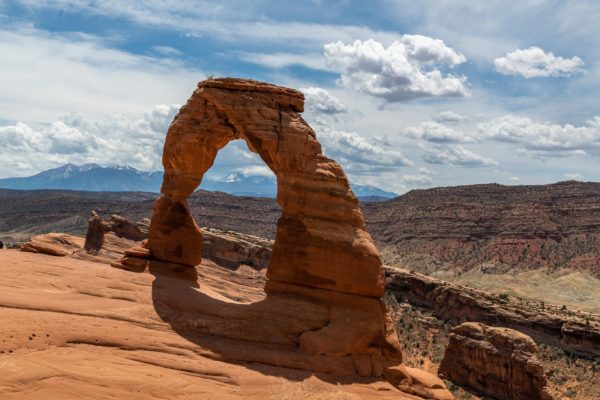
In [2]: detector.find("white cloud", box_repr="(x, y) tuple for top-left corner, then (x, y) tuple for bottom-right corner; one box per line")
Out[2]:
(235, 165), (274, 177)
(404, 121), (473, 143)
(15, 1), (405, 47)
(0, 104), (179, 178)
(564, 172), (583, 180)
(509, 176), (521, 182)
(434, 110), (466, 123)
(494, 46), (584, 78)
(480, 114), (600, 158)
(316, 125), (413, 173)
(324, 37), (467, 102)
(236, 51), (327, 70)
(418, 166), (436, 175)
(421, 144), (498, 167)
(400, 173), (433, 185)
(0, 25), (200, 122)
(301, 87), (347, 115)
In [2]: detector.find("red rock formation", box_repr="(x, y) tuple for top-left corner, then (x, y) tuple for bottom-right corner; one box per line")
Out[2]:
(20, 233), (83, 256)
(115, 78), (451, 398)
(386, 268), (600, 357)
(145, 78), (382, 297)
(439, 322), (553, 400)
(84, 211), (149, 252)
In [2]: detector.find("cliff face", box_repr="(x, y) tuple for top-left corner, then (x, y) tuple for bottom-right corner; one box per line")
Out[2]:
(439, 322), (553, 400)
(366, 181), (600, 277)
(386, 268), (600, 358)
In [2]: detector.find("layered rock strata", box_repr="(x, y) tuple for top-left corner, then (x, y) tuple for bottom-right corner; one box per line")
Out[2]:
(386, 268), (600, 357)
(113, 78), (448, 396)
(439, 322), (553, 400)
(84, 211), (149, 251)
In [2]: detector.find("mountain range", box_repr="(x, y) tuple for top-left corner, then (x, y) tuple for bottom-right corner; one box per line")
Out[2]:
(0, 164), (397, 200)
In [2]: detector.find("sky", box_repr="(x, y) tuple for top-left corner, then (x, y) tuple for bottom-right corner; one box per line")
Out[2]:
(0, 0), (599, 193)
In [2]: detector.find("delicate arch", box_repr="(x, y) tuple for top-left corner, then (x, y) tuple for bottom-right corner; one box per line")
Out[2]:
(148, 78), (384, 297)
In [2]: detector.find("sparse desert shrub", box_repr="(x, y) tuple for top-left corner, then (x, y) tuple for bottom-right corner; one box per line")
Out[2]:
(565, 387), (577, 398)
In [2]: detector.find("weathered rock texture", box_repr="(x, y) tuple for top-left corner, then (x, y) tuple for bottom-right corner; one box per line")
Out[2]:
(439, 322), (553, 400)
(144, 78), (383, 297)
(84, 211), (149, 251)
(386, 268), (600, 357)
(114, 78), (450, 397)
(367, 181), (600, 277)
(20, 233), (83, 256)
(0, 249), (434, 400)
(202, 227), (272, 270)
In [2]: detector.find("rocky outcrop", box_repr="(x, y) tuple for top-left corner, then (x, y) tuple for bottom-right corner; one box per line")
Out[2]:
(140, 78), (383, 297)
(366, 182), (600, 277)
(84, 211), (149, 251)
(439, 322), (553, 400)
(202, 227), (272, 270)
(20, 233), (83, 256)
(386, 268), (600, 357)
(115, 78), (451, 398)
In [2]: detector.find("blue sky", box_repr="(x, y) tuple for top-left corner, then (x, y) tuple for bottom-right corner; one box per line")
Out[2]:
(0, 0), (599, 193)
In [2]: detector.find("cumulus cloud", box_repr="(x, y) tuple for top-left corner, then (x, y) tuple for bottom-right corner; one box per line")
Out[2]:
(404, 121), (473, 143)
(399, 166), (436, 187)
(0, 25), (200, 122)
(235, 165), (274, 177)
(434, 110), (466, 123)
(564, 172), (583, 180)
(301, 87), (347, 115)
(421, 144), (498, 167)
(0, 104), (180, 177)
(324, 37), (467, 102)
(401, 174), (433, 185)
(479, 114), (600, 158)
(494, 47), (584, 78)
(510, 176), (521, 182)
(315, 125), (413, 173)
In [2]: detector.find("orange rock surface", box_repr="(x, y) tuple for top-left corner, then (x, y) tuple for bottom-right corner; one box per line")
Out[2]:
(0, 249), (453, 399)
(110, 78), (452, 398)
(439, 322), (553, 400)
(148, 78), (383, 298)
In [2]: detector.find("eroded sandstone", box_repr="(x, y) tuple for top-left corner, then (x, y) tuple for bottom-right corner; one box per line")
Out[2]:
(113, 78), (450, 398)
(439, 322), (553, 400)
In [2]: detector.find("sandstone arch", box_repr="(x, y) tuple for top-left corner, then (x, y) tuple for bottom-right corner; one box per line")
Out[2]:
(148, 78), (384, 298)
(115, 79), (449, 392)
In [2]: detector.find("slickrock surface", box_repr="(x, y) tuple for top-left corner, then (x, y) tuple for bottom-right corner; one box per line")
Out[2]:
(386, 268), (600, 357)
(439, 322), (553, 400)
(107, 78), (456, 398)
(1, 249), (440, 399)
(20, 232), (83, 256)
(115, 78), (425, 393)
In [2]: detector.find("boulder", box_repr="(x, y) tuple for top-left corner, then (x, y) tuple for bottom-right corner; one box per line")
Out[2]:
(84, 211), (149, 252)
(439, 322), (553, 400)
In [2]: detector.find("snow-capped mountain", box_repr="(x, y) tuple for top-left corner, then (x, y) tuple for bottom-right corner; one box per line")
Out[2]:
(0, 164), (398, 199)
(0, 164), (163, 192)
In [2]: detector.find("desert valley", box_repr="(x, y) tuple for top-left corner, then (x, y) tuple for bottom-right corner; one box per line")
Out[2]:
(2, 2), (600, 399)
(0, 78), (598, 400)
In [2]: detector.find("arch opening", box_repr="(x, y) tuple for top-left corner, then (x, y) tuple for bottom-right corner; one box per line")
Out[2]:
(146, 78), (385, 298)
(114, 78), (407, 380)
